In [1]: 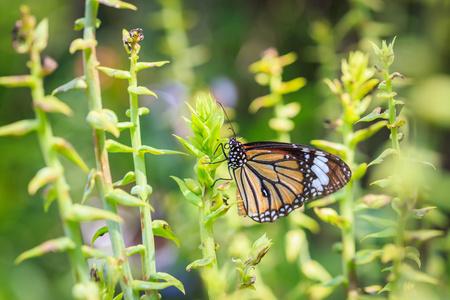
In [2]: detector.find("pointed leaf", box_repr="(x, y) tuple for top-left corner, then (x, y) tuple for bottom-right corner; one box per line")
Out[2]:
(310, 140), (346, 157)
(173, 135), (205, 158)
(320, 275), (346, 287)
(404, 229), (444, 242)
(28, 167), (60, 195)
(149, 272), (185, 294)
(136, 61), (170, 71)
(106, 189), (153, 209)
(249, 94), (279, 113)
(42, 184), (56, 212)
(360, 227), (396, 242)
(53, 137), (89, 173)
(358, 214), (397, 228)
(82, 169), (98, 204)
(378, 282), (391, 294)
(73, 18), (101, 31)
(204, 204), (231, 225)
(370, 176), (393, 188)
(402, 264), (438, 285)
(276, 77), (307, 94)
(291, 212), (320, 233)
(314, 207), (349, 229)
(15, 237), (75, 264)
(0, 75), (33, 87)
(81, 245), (108, 259)
(97, 66), (131, 79)
(152, 220), (180, 247)
(0, 119), (38, 136)
(130, 185), (153, 201)
(86, 109), (119, 137)
(351, 121), (387, 146)
(357, 194), (391, 209)
(65, 204), (123, 223)
(125, 107), (149, 117)
(113, 171), (136, 187)
(171, 176), (203, 207)
(34, 95), (73, 116)
(301, 259), (332, 282)
(51, 76), (87, 95)
(105, 139), (136, 153)
(91, 226), (108, 246)
(405, 246), (421, 267)
(69, 38), (97, 54)
(357, 107), (389, 123)
(128, 86), (157, 98)
(409, 206), (437, 219)
(34, 18), (48, 51)
(285, 230), (306, 262)
(184, 178), (202, 195)
(133, 279), (184, 294)
(186, 256), (214, 272)
(97, 0), (137, 10)
(138, 145), (186, 156)
(354, 249), (383, 264)
(125, 244), (145, 257)
(117, 122), (134, 131)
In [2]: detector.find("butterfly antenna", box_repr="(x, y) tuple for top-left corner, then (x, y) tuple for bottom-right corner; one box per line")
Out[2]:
(216, 101), (236, 138)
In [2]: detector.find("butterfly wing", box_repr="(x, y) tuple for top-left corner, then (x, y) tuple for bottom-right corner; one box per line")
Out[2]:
(234, 141), (351, 223)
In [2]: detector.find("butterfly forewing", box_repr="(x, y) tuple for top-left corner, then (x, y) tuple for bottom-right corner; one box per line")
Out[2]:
(229, 140), (351, 223)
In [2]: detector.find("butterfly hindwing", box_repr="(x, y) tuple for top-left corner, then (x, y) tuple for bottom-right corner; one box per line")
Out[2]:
(231, 141), (351, 223)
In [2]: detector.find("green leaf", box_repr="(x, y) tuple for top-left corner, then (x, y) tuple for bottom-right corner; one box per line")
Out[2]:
(34, 18), (48, 51)
(106, 189), (153, 209)
(138, 145), (186, 156)
(370, 176), (393, 188)
(301, 259), (332, 282)
(0, 119), (38, 136)
(290, 212), (320, 233)
(97, 66), (131, 79)
(285, 230), (306, 262)
(53, 137), (89, 173)
(402, 264), (438, 285)
(405, 246), (421, 267)
(320, 275), (346, 287)
(0, 75), (33, 87)
(125, 107), (149, 117)
(73, 18), (101, 31)
(105, 139), (136, 153)
(133, 278), (185, 294)
(378, 282), (391, 294)
(34, 95), (73, 116)
(404, 229), (444, 242)
(136, 61), (170, 71)
(42, 184), (56, 212)
(358, 215), (397, 228)
(307, 194), (341, 208)
(82, 169), (98, 204)
(367, 148), (396, 167)
(28, 167), (60, 195)
(249, 94), (279, 113)
(113, 171), (136, 187)
(310, 140), (346, 157)
(81, 245), (108, 259)
(173, 135), (205, 158)
(97, 0), (137, 10)
(377, 92), (397, 99)
(69, 38), (97, 54)
(117, 122), (134, 131)
(186, 256), (214, 272)
(351, 121), (387, 146)
(86, 109), (119, 137)
(357, 107), (389, 123)
(269, 118), (294, 132)
(91, 226), (108, 246)
(171, 176), (203, 207)
(357, 194), (391, 209)
(153, 220), (180, 247)
(354, 249), (383, 264)
(15, 237), (75, 264)
(125, 244), (145, 257)
(314, 207), (349, 229)
(65, 204), (123, 223)
(130, 184), (153, 201)
(184, 178), (202, 195)
(276, 77), (307, 94)
(360, 227), (396, 242)
(205, 204), (231, 225)
(51, 76), (87, 95)
(409, 206), (437, 219)
(128, 86), (157, 98)
(149, 272), (185, 294)
(352, 163), (367, 180)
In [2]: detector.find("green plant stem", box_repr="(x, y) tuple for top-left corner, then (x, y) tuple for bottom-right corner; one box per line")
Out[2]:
(270, 74), (290, 143)
(29, 35), (90, 287)
(128, 47), (159, 300)
(83, 1), (138, 298)
(200, 187), (219, 300)
(341, 121), (358, 300)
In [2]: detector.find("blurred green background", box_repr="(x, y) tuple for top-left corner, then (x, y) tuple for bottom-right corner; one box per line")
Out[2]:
(0, 0), (449, 299)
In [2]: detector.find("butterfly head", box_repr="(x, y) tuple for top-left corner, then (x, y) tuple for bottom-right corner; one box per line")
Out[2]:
(227, 138), (247, 169)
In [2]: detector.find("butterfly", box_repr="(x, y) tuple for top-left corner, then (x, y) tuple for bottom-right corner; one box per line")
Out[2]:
(221, 137), (352, 223)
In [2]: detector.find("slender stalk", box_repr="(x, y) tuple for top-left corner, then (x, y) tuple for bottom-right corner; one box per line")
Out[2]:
(270, 73), (290, 143)
(127, 42), (159, 299)
(29, 34), (90, 287)
(341, 121), (358, 300)
(82, 1), (138, 298)
(200, 186), (219, 300)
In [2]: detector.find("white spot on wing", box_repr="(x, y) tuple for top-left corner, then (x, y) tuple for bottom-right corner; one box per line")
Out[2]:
(312, 165), (329, 186)
(313, 157), (329, 173)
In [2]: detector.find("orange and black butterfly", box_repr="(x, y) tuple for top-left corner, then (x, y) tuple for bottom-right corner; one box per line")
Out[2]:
(224, 138), (352, 223)
(215, 104), (352, 223)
